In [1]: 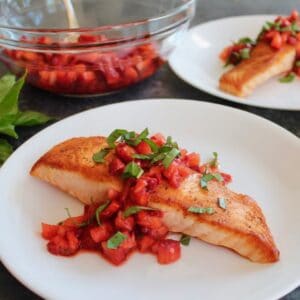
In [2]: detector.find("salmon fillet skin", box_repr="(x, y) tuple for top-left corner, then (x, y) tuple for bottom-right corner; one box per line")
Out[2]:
(219, 41), (296, 97)
(30, 136), (279, 263)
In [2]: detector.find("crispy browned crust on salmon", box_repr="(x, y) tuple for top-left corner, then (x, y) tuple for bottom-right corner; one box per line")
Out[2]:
(30, 137), (279, 263)
(149, 174), (279, 263)
(30, 137), (123, 204)
(219, 41), (296, 97)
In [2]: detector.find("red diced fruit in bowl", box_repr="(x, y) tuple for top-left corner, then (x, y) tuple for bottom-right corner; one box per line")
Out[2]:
(2, 33), (165, 96)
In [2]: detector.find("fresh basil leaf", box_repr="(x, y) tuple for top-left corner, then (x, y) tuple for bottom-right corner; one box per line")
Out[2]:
(151, 152), (166, 164)
(132, 153), (153, 160)
(107, 129), (128, 148)
(238, 37), (255, 45)
(14, 111), (52, 127)
(240, 48), (250, 59)
(123, 205), (156, 218)
(95, 200), (110, 225)
(279, 73), (295, 83)
(0, 73), (25, 118)
(209, 152), (218, 167)
(0, 119), (18, 138)
(162, 148), (180, 168)
(218, 197), (227, 210)
(180, 234), (191, 246)
(144, 138), (159, 153)
(0, 138), (13, 165)
(0, 74), (16, 103)
(64, 207), (72, 218)
(93, 148), (110, 163)
(295, 60), (300, 67)
(122, 162), (144, 179)
(291, 21), (300, 33)
(107, 231), (127, 249)
(188, 206), (215, 214)
(165, 136), (179, 149)
(200, 173), (223, 189)
(128, 128), (149, 146)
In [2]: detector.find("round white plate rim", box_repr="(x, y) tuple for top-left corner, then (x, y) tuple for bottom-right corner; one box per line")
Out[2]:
(0, 98), (299, 300)
(169, 14), (300, 111)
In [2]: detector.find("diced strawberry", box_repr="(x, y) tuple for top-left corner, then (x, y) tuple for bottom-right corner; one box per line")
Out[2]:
(100, 201), (120, 218)
(135, 140), (152, 155)
(41, 223), (59, 240)
(120, 232), (137, 250)
(288, 36), (298, 45)
(136, 211), (163, 229)
(101, 241), (128, 265)
(184, 152), (200, 169)
(130, 178), (149, 206)
(146, 225), (169, 239)
(47, 231), (80, 256)
(123, 67), (139, 84)
(109, 157), (125, 175)
(155, 239), (181, 264)
(220, 172), (232, 184)
(80, 227), (99, 250)
(163, 162), (181, 188)
(137, 235), (156, 253)
(150, 133), (166, 146)
(62, 215), (86, 228)
(271, 32), (282, 49)
(108, 188), (121, 201)
(115, 211), (135, 231)
(78, 34), (99, 43)
(290, 10), (299, 21)
(115, 143), (136, 163)
(89, 223), (112, 243)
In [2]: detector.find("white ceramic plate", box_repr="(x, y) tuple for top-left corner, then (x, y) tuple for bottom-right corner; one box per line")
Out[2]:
(0, 99), (299, 300)
(169, 15), (300, 110)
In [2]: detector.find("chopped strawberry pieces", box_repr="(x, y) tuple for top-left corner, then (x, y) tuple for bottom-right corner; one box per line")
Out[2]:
(41, 223), (59, 240)
(90, 223), (112, 243)
(4, 34), (164, 95)
(155, 239), (181, 264)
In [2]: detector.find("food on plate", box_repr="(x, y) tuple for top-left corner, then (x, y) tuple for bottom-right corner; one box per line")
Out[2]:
(2, 34), (164, 95)
(219, 10), (300, 97)
(31, 129), (279, 265)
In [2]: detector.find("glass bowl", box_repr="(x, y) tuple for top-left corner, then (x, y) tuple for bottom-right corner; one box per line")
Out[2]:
(0, 0), (195, 97)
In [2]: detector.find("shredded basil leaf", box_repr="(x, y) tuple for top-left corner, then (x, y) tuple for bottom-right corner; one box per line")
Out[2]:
(122, 162), (144, 179)
(240, 48), (250, 59)
(162, 148), (180, 168)
(144, 138), (159, 153)
(188, 206), (215, 214)
(64, 207), (72, 218)
(93, 148), (110, 163)
(123, 206), (156, 218)
(151, 152), (166, 164)
(95, 200), (110, 225)
(107, 231), (127, 249)
(279, 73), (295, 83)
(218, 197), (227, 210)
(237, 37), (255, 45)
(107, 129), (128, 148)
(200, 173), (223, 189)
(132, 153), (153, 160)
(209, 152), (219, 167)
(180, 234), (191, 246)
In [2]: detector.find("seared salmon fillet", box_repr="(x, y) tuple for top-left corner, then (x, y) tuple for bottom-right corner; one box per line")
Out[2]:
(219, 41), (296, 97)
(31, 136), (279, 263)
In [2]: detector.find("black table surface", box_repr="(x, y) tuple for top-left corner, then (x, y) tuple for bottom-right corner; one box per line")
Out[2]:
(0, 0), (299, 299)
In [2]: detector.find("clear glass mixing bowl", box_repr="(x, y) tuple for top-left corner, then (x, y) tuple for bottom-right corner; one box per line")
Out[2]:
(0, 0), (195, 96)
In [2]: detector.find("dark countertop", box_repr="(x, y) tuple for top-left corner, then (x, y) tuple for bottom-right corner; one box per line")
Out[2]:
(0, 0), (299, 299)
